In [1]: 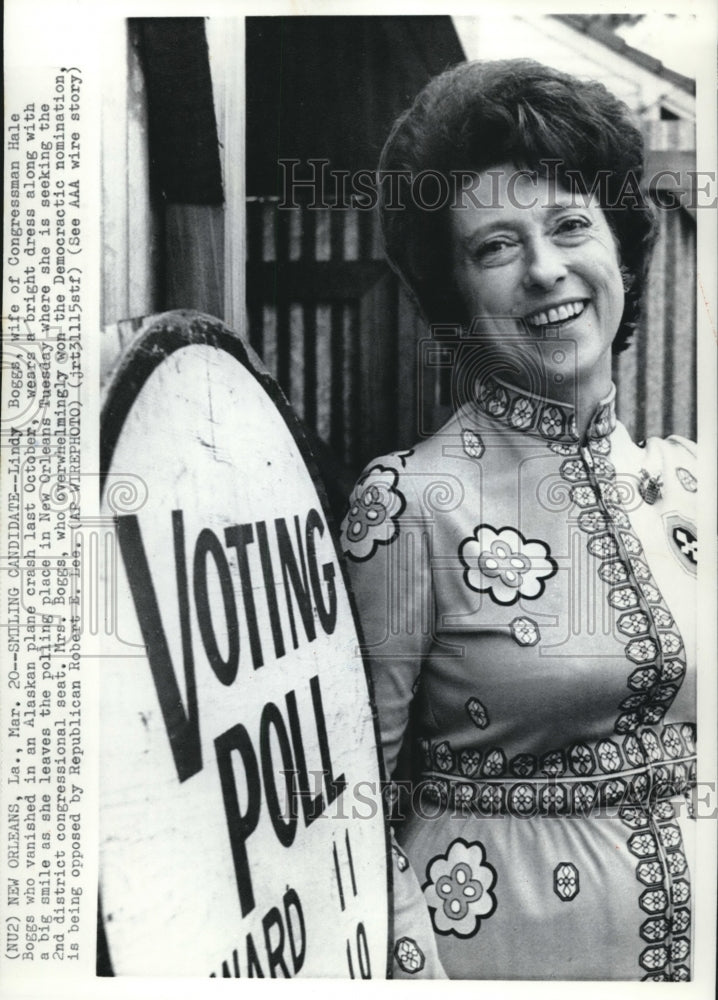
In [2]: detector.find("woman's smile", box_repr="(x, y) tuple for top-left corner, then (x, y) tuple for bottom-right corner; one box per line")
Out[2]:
(523, 298), (588, 328)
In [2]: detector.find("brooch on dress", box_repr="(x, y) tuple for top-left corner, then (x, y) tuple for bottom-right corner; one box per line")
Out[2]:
(639, 469), (663, 505)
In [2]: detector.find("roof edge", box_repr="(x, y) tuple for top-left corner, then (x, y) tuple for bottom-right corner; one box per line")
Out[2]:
(552, 14), (695, 96)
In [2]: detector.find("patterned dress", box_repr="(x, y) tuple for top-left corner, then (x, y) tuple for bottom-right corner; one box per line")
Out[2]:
(340, 375), (697, 980)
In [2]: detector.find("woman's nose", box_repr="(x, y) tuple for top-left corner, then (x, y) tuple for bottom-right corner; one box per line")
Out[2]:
(522, 237), (568, 290)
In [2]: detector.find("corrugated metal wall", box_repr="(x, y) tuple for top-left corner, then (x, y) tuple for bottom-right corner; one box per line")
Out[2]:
(614, 206), (696, 443)
(615, 119), (697, 444)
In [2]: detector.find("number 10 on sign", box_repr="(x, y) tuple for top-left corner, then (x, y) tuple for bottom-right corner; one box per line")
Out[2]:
(332, 830), (371, 978)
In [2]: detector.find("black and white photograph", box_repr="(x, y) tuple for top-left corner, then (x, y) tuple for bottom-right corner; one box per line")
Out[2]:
(2, 3), (717, 998)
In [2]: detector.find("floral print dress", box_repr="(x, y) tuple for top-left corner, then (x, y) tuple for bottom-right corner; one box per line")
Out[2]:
(340, 375), (697, 981)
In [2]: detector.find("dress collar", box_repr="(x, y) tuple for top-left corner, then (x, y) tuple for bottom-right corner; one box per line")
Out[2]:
(471, 372), (617, 443)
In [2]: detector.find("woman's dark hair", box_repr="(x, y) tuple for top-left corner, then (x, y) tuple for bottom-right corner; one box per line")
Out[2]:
(379, 59), (657, 353)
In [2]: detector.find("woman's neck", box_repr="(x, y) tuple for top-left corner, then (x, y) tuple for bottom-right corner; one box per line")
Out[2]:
(549, 365), (614, 440)
(473, 355), (614, 441)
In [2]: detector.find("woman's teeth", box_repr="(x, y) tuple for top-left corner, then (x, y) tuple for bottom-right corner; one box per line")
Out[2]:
(525, 301), (586, 327)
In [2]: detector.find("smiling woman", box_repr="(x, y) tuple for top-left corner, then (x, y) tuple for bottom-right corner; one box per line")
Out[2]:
(341, 60), (697, 981)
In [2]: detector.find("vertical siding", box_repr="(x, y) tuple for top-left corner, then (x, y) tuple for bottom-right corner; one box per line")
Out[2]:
(164, 205), (224, 318)
(101, 23), (159, 329)
(205, 17), (246, 333)
(246, 199), (391, 474)
(614, 207), (696, 442)
(615, 119), (698, 443)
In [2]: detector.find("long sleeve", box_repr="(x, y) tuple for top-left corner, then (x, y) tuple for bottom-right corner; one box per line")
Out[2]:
(340, 455), (446, 978)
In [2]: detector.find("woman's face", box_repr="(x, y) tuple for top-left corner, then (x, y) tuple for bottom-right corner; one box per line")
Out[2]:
(449, 163), (625, 391)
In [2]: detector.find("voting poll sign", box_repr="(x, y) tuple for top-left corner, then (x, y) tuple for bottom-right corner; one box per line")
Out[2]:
(98, 312), (390, 977)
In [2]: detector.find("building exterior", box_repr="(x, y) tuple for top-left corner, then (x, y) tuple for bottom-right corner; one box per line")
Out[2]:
(101, 14), (697, 503)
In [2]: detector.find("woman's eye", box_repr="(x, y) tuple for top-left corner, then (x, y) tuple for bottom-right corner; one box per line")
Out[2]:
(555, 216), (591, 236)
(474, 238), (516, 263)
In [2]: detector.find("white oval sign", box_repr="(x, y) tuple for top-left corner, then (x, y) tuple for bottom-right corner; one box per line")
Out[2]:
(99, 313), (389, 978)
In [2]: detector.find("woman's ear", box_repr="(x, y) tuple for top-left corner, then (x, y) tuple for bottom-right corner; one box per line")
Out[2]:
(619, 263), (634, 293)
